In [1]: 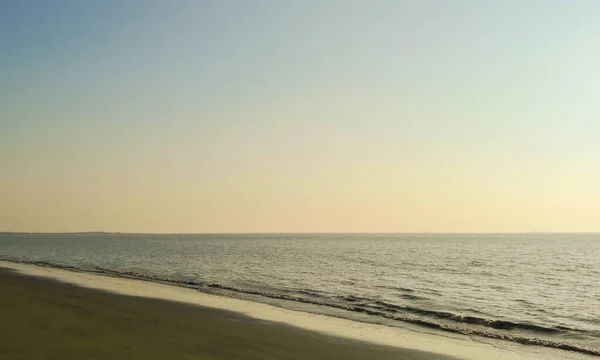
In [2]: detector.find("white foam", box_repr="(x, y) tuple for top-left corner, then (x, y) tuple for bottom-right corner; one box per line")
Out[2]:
(1, 261), (571, 360)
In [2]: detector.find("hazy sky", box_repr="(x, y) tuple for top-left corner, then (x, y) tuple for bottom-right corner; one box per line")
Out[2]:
(1, 1), (599, 233)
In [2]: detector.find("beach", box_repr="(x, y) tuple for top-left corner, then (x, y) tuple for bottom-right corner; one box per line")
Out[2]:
(0, 261), (587, 360)
(0, 266), (452, 360)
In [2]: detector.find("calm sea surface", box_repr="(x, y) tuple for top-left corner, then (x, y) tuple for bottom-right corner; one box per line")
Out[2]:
(1, 233), (598, 356)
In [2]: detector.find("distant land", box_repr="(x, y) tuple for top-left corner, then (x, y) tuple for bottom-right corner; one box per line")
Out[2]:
(0, 232), (122, 235)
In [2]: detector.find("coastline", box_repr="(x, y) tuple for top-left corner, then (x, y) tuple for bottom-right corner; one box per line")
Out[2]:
(0, 261), (584, 360)
(1, 267), (450, 360)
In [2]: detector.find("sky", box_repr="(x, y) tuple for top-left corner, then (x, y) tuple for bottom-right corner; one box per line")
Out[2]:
(1, 0), (599, 233)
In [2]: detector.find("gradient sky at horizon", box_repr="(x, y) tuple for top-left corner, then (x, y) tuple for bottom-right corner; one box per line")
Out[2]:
(1, 0), (599, 233)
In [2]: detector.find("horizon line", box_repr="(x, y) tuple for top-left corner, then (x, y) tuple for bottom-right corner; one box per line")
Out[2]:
(1, 231), (599, 236)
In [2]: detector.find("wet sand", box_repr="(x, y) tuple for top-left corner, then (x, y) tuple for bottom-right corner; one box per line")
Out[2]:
(0, 267), (453, 360)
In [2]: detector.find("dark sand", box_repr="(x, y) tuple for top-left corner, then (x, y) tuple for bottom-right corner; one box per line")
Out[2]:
(0, 267), (454, 360)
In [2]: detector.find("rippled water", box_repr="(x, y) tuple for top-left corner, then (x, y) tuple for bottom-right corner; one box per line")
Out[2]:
(1, 233), (598, 356)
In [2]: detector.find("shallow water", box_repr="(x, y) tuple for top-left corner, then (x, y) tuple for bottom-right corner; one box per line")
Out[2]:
(1, 233), (598, 356)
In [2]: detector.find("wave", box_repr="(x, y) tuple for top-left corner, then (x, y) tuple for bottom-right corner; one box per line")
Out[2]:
(367, 300), (575, 333)
(376, 285), (416, 293)
(2, 258), (599, 357)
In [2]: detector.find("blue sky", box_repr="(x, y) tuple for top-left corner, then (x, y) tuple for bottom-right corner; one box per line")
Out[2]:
(1, 1), (599, 232)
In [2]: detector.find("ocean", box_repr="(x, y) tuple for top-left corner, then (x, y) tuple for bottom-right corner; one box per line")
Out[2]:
(1, 233), (598, 357)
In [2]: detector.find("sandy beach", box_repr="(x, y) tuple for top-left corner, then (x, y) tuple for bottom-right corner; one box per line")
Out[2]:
(0, 261), (580, 360)
(0, 266), (454, 360)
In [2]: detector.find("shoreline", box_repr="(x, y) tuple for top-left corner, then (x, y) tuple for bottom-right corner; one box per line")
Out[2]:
(0, 266), (447, 360)
(0, 261), (584, 360)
